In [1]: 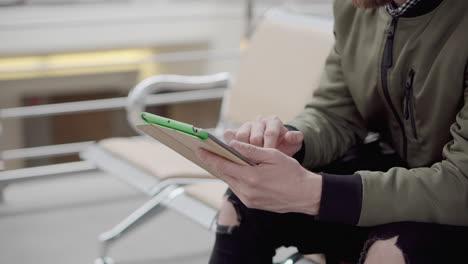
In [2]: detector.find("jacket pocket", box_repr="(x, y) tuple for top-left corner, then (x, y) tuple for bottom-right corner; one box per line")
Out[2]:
(404, 69), (418, 140)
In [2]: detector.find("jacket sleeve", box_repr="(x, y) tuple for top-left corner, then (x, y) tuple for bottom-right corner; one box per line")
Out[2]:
(357, 78), (468, 227)
(287, 43), (368, 169)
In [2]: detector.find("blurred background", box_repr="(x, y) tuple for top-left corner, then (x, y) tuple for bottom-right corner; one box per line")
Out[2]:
(0, 1), (332, 263)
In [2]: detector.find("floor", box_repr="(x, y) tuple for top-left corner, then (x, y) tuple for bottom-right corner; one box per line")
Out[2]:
(0, 171), (214, 264)
(0, 171), (297, 264)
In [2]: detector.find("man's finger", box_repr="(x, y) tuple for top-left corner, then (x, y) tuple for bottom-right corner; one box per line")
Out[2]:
(284, 131), (304, 144)
(224, 129), (236, 143)
(229, 140), (278, 163)
(264, 119), (284, 148)
(235, 122), (252, 143)
(250, 121), (266, 147)
(195, 148), (240, 185)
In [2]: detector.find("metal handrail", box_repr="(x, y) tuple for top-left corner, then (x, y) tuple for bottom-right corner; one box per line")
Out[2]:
(0, 161), (96, 184)
(0, 88), (226, 120)
(245, 0), (255, 38)
(0, 122), (3, 171)
(1, 141), (95, 161)
(0, 88), (226, 161)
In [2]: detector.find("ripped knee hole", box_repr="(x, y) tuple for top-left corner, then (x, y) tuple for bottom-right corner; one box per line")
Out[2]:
(216, 199), (241, 234)
(362, 236), (406, 264)
(218, 199), (240, 226)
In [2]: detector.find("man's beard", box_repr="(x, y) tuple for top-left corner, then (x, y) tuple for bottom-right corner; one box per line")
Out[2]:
(352, 0), (392, 8)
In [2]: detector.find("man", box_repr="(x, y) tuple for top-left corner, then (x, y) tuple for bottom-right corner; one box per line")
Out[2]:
(196, 0), (468, 263)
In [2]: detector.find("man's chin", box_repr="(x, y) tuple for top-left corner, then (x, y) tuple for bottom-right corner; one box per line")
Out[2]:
(352, 0), (392, 8)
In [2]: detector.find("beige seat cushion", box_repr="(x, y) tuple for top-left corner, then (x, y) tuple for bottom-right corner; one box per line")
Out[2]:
(98, 137), (212, 180)
(184, 181), (228, 210)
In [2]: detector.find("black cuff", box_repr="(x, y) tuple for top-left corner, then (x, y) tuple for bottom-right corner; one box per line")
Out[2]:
(284, 125), (305, 164)
(317, 173), (363, 225)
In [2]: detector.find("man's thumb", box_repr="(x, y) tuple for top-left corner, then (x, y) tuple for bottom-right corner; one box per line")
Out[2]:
(229, 140), (276, 163)
(284, 131), (304, 144)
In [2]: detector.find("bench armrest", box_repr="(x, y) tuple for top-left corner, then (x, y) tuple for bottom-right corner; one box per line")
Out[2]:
(126, 72), (231, 133)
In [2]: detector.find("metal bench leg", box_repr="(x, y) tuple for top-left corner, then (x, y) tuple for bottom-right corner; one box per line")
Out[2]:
(0, 183), (6, 203)
(94, 186), (183, 264)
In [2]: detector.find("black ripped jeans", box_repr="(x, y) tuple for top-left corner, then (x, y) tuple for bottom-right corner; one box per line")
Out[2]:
(209, 141), (468, 264)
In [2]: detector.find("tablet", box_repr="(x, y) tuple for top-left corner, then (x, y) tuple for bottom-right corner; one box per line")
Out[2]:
(137, 112), (255, 177)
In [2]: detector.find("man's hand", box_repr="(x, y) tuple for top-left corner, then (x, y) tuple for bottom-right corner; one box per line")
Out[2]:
(224, 115), (303, 157)
(196, 140), (322, 215)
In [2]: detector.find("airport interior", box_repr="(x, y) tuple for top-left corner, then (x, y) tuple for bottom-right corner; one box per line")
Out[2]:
(0, 1), (333, 263)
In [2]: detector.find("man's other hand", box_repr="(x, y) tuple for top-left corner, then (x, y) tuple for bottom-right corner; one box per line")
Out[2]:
(223, 115), (303, 157)
(196, 140), (322, 215)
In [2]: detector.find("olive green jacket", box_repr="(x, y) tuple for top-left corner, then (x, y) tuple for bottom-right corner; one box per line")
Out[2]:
(289, 0), (468, 226)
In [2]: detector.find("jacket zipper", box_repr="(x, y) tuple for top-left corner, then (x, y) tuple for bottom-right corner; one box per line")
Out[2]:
(381, 17), (408, 161)
(404, 69), (418, 139)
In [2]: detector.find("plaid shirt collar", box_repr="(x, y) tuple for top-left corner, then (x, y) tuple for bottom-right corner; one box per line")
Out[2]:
(385, 0), (422, 17)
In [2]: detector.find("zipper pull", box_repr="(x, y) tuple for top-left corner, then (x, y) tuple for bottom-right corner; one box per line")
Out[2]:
(404, 69), (415, 120)
(406, 69), (415, 88)
(404, 88), (410, 120)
